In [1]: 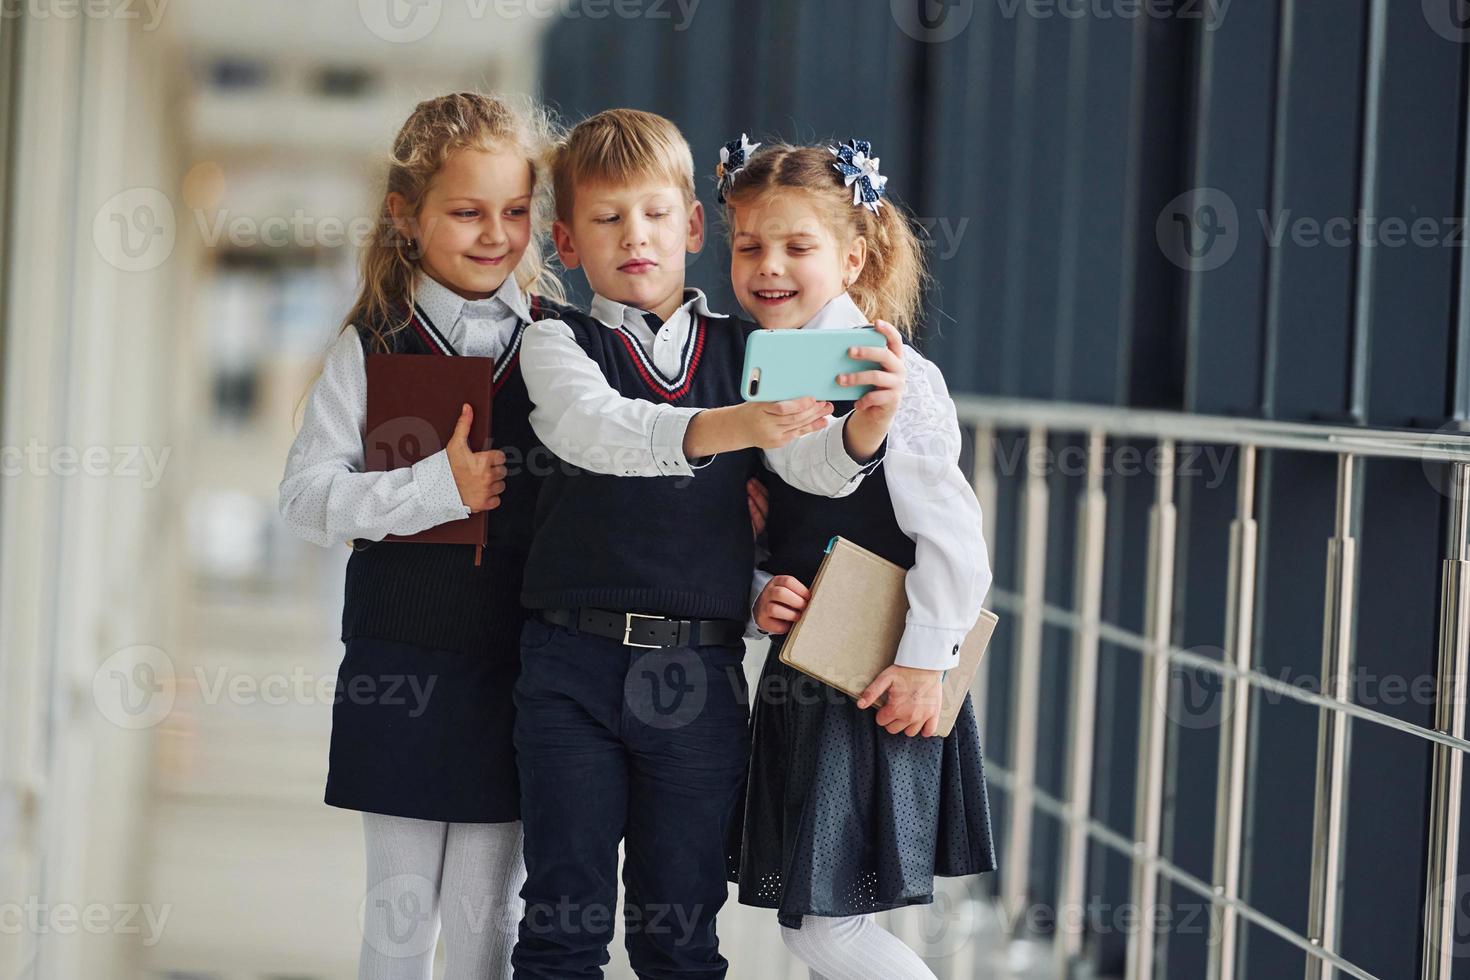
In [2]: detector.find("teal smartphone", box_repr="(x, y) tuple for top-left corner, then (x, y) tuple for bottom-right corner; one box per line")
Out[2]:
(740, 327), (885, 402)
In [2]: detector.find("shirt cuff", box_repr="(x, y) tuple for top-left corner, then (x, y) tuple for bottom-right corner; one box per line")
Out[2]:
(824, 417), (886, 486)
(412, 449), (471, 524)
(894, 622), (966, 671)
(744, 568), (775, 639)
(650, 405), (705, 476)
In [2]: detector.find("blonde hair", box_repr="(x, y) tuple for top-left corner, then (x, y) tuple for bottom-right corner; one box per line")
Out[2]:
(551, 108), (696, 223)
(345, 91), (565, 354)
(719, 142), (927, 335)
(292, 93), (564, 427)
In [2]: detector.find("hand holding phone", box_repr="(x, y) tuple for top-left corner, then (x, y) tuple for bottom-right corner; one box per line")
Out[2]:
(839, 319), (909, 463)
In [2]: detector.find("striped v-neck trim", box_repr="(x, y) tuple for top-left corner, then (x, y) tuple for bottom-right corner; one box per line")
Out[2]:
(492, 323), (525, 393)
(491, 295), (550, 394)
(408, 302), (456, 355)
(614, 315), (706, 401)
(407, 300), (538, 396)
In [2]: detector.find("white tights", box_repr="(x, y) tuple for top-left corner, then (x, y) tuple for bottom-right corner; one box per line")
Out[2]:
(357, 813), (524, 980)
(780, 914), (938, 980)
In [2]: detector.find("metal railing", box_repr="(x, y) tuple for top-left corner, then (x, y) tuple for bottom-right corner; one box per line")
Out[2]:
(953, 395), (1470, 980)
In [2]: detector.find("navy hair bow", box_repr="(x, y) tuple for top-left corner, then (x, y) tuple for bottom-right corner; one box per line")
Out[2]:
(829, 138), (888, 213)
(716, 133), (761, 203)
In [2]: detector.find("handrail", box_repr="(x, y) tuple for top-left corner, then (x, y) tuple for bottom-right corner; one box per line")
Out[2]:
(953, 394), (1470, 463)
(956, 398), (1466, 980)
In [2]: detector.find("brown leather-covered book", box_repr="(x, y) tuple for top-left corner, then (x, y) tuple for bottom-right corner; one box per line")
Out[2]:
(778, 535), (999, 737)
(361, 353), (494, 563)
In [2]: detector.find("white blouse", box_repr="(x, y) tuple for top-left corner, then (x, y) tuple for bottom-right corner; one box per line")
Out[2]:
(750, 292), (993, 672)
(518, 286), (877, 495)
(277, 272), (529, 547)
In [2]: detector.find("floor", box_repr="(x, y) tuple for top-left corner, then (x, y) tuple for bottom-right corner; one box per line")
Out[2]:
(137, 545), (1059, 979)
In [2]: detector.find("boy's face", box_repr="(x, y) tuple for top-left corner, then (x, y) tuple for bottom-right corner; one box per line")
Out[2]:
(729, 190), (864, 330)
(390, 146), (534, 301)
(553, 178), (704, 321)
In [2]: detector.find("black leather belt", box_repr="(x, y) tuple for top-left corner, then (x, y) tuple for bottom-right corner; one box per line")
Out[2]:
(538, 607), (745, 649)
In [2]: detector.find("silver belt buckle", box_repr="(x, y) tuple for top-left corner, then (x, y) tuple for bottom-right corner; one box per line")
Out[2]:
(622, 612), (664, 649)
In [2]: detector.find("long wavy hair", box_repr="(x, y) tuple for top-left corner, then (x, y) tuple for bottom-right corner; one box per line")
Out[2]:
(346, 91), (565, 353)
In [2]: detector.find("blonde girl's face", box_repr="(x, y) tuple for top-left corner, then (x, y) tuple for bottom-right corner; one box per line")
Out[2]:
(729, 190), (865, 330)
(390, 145), (535, 301)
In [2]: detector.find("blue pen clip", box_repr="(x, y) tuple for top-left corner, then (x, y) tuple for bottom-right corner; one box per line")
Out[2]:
(825, 535), (839, 554)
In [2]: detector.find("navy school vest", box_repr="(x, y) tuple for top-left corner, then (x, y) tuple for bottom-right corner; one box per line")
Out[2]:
(758, 399), (915, 589)
(519, 309), (761, 622)
(340, 293), (574, 656)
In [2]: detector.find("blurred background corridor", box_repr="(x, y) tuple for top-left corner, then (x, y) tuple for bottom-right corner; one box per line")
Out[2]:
(3, 1), (1470, 978)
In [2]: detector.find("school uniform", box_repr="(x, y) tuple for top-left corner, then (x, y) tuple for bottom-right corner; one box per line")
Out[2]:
(732, 292), (999, 929)
(278, 271), (571, 824)
(511, 288), (881, 979)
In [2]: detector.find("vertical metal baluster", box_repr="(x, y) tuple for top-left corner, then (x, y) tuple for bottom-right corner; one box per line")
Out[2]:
(1207, 445), (1259, 980)
(1421, 462), (1470, 980)
(1304, 454), (1360, 980)
(1126, 439), (1178, 980)
(1055, 430), (1108, 972)
(973, 423), (999, 757)
(1002, 424), (1050, 935)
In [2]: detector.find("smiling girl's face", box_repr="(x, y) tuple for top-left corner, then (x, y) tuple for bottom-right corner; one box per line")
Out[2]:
(390, 145), (534, 300)
(729, 190), (865, 330)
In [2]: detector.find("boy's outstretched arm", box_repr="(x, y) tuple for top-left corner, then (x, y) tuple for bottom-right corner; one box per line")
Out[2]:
(520, 319), (710, 477)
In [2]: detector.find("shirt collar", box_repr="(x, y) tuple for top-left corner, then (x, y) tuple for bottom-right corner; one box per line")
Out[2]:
(589, 287), (726, 331)
(413, 271), (533, 338)
(801, 291), (869, 331)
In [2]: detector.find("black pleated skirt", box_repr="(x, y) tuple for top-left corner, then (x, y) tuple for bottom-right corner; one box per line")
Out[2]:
(731, 638), (998, 928)
(324, 625), (523, 824)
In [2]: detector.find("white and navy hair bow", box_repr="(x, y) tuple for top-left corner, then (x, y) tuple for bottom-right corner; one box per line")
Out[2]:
(829, 138), (888, 213)
(716, 133), (761, 203)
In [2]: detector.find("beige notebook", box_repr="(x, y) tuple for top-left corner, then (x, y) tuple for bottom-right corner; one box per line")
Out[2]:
(777, 535), (999, 737)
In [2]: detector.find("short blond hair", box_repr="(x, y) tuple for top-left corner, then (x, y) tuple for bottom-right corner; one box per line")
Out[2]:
(551, 108), (696, 222)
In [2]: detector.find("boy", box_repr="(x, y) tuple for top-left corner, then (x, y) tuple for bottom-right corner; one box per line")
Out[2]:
(512, 108), (902, 978)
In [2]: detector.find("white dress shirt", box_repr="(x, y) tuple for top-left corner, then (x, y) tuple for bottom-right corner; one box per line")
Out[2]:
(518, 287), (876, 495)
(278, 272), (531, 547)
(749, 292), (993, 671)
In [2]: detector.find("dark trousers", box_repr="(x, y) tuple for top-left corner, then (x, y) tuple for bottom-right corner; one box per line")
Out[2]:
(511, 615), (751, 979)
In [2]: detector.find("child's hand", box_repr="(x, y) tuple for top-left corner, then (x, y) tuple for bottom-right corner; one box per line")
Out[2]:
(839, 320), (907, 463)
(747, 477), (769, 538)
(446, 403), (508, 512)
(737, 397), (835, 449)
(683, 397), (832, 458)
(753, 575), (808, 635)
(857, 664), (943, 737)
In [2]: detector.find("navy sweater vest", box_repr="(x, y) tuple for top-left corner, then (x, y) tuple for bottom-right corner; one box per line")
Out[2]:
(340, 295), (573, 656)
(520, 309), (760, 621)
(759, 399), (915, 588)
